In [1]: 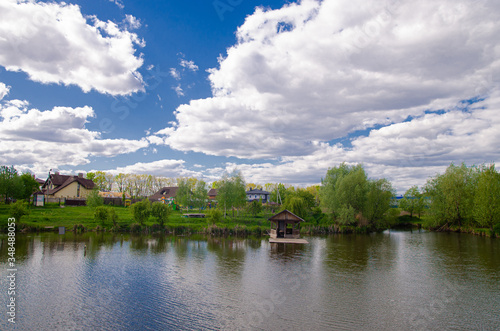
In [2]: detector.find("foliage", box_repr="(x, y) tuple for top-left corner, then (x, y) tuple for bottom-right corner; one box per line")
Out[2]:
(94, 206), (108, 225)
(130, 198), (151, 225)
(86, 189), (104, 209)
(151, 202), (171, 226)
(320, 163), (368, 222)
(192, 180), (208, 210)
(10, 200), (30, 221)
(0, 166), (22, 203)
(207, 208), (223, 224)
(365, 178), (395, 226)
(424, 163), (479, 227)
(337, 205), (357, 225)
(217, 170), (247, 218)
(283, 196), (307, 219)
(18, 173), (40, 200)
(269, 183), (287, 204)
(107, 207), (118, 227)
(247, 199), (262, 217)
(399, 185), (425, 218)
(176, 178), (193, 208)
(473, 164), (500, 231)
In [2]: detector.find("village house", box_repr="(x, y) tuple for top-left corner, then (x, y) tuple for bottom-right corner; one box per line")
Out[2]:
(41, 172), (95, 199)
(208, 188), (218, 200)
(246, 188), (271, 203)
(148, 187), (179, 203)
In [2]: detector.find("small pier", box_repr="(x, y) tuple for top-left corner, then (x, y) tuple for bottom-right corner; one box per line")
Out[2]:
(269, 238), (309, 244)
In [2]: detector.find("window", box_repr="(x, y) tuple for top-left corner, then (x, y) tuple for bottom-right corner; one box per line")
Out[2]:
(77, 183), (81, 197)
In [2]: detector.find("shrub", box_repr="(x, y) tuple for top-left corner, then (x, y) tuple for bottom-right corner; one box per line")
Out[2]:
(107, 207), (118, 227)
(151, 202), (171, 226)
(10, 200), (30, 222)
(130, 199), (151, 225)
(207, 208), (223, 224)
(94, 206), (108, 225)
(86, 189), (103, 209)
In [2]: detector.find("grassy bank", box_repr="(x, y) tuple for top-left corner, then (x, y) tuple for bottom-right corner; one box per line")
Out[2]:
(1, 203), (497, 237)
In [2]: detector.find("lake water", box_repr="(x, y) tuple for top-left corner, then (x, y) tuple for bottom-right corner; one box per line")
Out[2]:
(0, 231), (499, 330)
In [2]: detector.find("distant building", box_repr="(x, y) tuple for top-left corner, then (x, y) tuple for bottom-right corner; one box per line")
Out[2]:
(41, 172), (95, 199)
(208, 188), (218, 200)
(246, 188), (271, 203)
(149, 187), (179, 203)
(99, 191), (131, 199)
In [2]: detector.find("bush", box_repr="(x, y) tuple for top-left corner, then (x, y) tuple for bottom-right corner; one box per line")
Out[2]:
(86, 189), (103, 209)
(207, 208), (223, 225)
(108, 208), (118, 227)
(130, 199), (151, 225)
(151, 202), (171, 226)
(94, 206), (108, 225)
(10, 200), (30, 222)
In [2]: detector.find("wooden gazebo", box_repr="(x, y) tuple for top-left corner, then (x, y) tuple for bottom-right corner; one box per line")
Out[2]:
(268, 209), (305, 239)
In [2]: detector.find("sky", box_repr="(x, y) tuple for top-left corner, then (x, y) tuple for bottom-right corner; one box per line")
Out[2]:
(0, 0), (499, 193)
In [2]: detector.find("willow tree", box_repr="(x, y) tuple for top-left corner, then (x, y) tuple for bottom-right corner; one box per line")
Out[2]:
(217, 171), (246, 218)
(474, 165), (500, 231)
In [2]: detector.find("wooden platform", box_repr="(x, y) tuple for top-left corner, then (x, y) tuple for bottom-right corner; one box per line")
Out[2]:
(269, 238), (309, 244)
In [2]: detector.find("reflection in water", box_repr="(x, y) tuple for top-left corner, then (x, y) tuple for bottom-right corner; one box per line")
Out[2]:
(0, 231), (498, 330)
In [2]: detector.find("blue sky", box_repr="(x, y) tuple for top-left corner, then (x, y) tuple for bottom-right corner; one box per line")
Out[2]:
(0, 0), (499, 193)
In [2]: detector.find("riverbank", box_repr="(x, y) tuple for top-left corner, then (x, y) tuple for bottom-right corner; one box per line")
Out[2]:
(0, 204), (497, 237)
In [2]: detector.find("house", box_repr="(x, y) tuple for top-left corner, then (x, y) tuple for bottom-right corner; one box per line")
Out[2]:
(149, 187), (178, 203)
(268, 209), (305, 240)
(42, 172), (95, 199)
(208, 188), (218, 200)
(246, 188), (271, 203)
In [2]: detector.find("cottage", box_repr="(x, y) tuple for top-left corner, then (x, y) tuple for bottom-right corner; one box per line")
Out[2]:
(208, 188), (218, 200)
(148, 187), (179, 203)
(268, 209), (308, 243)
(246, 188), (271, 203)
(41, 172), (95, 199)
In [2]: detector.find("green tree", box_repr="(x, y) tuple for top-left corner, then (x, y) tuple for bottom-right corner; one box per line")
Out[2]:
(151, 202), (171, 226)
(247, 199), (262, 217)
(217, 171), (246, 218)
(176, 178), (193, 208)
(424, 163), (479, 228)
(193, 180), (208, 211)
(0, 166), (21, 203)
(130, 199), (151, 225)
(207, 208), (223, 224)
(283, 196), (307, 219)
(474, 164), (500, 231)
(10, 200), (30, 221)
(365, 178), (395, 227)
(108, 207), (119, 227)
(320, 163), (368, 222)
(18, 172), (40, 201)
(94, 206), (109, 225)
(86, 189), (103, 209)
(399, 185), (425, 218)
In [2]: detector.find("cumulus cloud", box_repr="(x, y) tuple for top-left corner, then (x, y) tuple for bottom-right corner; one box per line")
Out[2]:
(158, 0), (500, 161)
(180, 59), (198, 72)
(0, 0), (145, 95)
(0, 100), (149, 173)
(105, 159), (201, 178)
(0, 82), (9, 100)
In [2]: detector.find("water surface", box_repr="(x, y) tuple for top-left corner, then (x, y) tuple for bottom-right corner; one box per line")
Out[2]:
(0, 231), (498, 330)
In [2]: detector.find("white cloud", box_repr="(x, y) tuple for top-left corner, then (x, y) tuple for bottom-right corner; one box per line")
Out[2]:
(0, 82), (10, 100)
(180, 59), (199, 72)
(124, 14), (141, 30)
(109, 0), (124, 10)
(105, 159), (200, 178)
(0, 100), (149, 172)
(0, 0), (144, 95)
(159, 0), (500, 162)
(173, 84), (184, 97)
(169, 68), (181, 80)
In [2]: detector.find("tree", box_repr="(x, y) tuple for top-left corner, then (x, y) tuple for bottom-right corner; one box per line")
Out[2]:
(108, 207), (119, 227)
(176, 178), (193, 208)
(247, 199), (262, 217)
(130, 199), (151, 225)
(217, 171), (246, 218)
(192, 180), (208, 210)
(365, 178), (395, 227)
(320, 163), (368, 222)
(86, 189), (103, 209)
(94, 206), (109, 225)
(0, 166), (21, 203)
(399, 186), (425, 218)
(151, 202), (171, 226)
(18, 172), (40, 201)
(10, 200), (30, 221)
(283, 196), (307, 219)
(424, 163), (479, 227)
(474, 164), (500, 231)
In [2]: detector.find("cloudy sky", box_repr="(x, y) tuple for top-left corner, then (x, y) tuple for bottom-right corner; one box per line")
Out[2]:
(0, 0), (499, 193)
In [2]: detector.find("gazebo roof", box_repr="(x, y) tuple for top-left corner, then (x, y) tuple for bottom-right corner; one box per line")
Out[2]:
(268, 209), (305, 223)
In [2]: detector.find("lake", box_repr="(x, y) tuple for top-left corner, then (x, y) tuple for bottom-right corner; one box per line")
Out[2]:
(0, 231), (499, 330)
